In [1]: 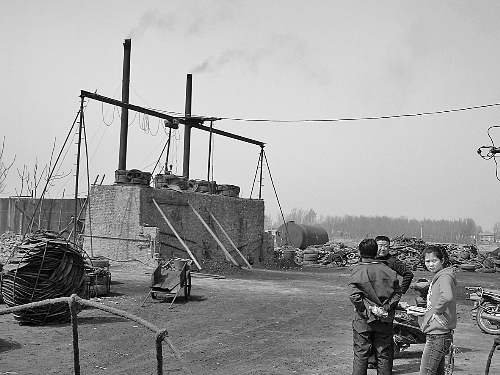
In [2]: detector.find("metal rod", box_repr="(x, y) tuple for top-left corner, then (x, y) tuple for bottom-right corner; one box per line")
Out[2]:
(188, 202), (239, 267)
(165, 127), (172, 173)
(73, 98), (84, 245)
(82, 114), (94, 257)
(188, 120), (264, 146)
(81, 91), (179, 126)
(118, 38), (132, 171)
(259, 146), (264, 199)
(152, 198), (202, 270)
(207, 120), (213, 187)
(208, 210), (252, 269)
(183, 74), (192, 180)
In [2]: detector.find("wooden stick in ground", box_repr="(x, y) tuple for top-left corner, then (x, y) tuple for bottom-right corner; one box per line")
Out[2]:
(208, 210), (253, 269)
(152, 198), (202, 271)
(187, 202), (239, 267)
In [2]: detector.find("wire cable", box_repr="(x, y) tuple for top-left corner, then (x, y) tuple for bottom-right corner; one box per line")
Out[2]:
(152, 101), (500, 124)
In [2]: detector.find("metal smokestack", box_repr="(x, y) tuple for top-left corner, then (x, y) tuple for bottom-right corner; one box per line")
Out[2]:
(182, 74), (192, 180)
(118, 39), (131, 170)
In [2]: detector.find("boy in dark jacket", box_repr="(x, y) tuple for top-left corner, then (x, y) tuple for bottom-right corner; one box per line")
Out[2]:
(349, 238), (402, 375)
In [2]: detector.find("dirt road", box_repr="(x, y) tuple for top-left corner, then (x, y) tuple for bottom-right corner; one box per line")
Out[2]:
(1, 261), (499, 374)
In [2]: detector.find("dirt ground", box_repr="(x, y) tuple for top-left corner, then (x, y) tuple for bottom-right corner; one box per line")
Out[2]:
(1, 260), (500, 375)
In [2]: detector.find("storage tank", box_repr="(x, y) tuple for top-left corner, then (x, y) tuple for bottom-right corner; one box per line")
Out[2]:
(276, 221), (329, 249)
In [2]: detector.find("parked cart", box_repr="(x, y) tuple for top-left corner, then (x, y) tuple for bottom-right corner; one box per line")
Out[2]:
(141, 258), (192, 308)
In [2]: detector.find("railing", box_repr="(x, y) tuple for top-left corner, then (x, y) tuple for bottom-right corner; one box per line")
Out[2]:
(0, 294), (192, 374)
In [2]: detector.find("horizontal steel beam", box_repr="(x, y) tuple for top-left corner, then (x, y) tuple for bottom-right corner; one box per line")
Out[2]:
(81, 90), (265, 146)
(186, 119), (265, 147)
(80, 90), (179, 128)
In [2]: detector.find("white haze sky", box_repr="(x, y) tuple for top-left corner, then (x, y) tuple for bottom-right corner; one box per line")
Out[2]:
(1, 1), (500, 231)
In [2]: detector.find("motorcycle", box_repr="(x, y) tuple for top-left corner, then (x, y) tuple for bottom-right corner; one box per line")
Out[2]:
(466, 286), (500, 335)
(393, 303), (426, 357)
(392, 278), (430, 357)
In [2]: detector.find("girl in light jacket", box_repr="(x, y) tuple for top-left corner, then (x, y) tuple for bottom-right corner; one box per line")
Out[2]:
(419, 245), (457, 375)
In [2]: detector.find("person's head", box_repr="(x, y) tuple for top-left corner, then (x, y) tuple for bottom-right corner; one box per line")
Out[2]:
(375, 235), (390, 258)
(358, 238), (378, 259)
(421, 245), (450, 273)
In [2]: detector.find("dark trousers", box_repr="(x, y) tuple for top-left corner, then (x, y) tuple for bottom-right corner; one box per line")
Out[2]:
(352, 320), (393, 375)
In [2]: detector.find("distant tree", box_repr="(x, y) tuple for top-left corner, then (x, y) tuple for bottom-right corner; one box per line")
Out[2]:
(264, 214), (274, 230)
(0, 136), (15, 194)
(286, 207), (304, 223)
(494, 222), (500, 242)
(273, 207), (481, 244)
(302, 209), (317, 225)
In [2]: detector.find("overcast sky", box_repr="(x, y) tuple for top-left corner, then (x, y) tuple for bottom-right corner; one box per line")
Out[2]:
(1, 1), (500, 231)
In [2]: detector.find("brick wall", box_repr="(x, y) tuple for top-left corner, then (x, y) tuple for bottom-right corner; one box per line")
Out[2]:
(84, 185), (273, 267)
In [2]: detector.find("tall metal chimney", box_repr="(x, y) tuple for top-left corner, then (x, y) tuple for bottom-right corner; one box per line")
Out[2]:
(182, 74), (193, 180)
(118, 39), (132, 170)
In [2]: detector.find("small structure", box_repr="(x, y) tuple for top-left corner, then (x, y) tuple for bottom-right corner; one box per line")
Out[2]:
(479, 231), (495, 245)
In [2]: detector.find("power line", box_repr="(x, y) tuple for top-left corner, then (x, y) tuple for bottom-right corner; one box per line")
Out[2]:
(214, 102), (500, 123)
(150, 101), (500, 124)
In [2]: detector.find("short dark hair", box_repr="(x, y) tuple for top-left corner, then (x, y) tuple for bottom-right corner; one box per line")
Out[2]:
(421, 245), (451, 268)
(375, 235), (390, 243)
(358, 238), (378, 258)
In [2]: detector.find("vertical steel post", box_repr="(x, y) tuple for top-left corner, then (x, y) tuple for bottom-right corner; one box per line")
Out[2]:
(182, 74), (192, 180)
(73, 97), (84, 245)
(118, 39), (132, 171)
(207, 120), (213, 190)
(164, 127), (172, 173)
(258, 146), (264, 199)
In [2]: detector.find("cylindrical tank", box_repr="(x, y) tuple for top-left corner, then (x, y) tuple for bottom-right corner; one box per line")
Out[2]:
(276, 221), (329, 249)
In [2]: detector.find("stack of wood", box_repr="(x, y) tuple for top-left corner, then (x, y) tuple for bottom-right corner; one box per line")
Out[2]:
(1, 230), (87, 325)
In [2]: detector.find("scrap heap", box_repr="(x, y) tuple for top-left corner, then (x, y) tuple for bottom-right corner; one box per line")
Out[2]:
(275, 235), (497, 272)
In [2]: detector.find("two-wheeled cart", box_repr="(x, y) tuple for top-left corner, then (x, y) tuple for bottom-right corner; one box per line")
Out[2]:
(141, 258), (192, 309)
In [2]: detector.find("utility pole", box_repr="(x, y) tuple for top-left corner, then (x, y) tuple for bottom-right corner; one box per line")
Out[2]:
(118, 39), (131, 171)
(183, 74), (192, 180)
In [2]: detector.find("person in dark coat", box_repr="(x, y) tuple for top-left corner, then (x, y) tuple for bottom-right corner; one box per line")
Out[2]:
(375, 235), (414, 294)
(349, 238), (402, 375)
(367, 235), (415, 368)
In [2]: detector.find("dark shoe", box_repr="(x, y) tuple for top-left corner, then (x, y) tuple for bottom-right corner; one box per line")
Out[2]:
(367, 363), (377, 369)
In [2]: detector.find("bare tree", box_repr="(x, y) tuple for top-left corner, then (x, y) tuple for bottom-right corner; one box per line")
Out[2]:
(0, 136), (15, 194)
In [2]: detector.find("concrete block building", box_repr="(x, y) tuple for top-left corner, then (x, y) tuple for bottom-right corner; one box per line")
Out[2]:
(83, 184), (273, 268)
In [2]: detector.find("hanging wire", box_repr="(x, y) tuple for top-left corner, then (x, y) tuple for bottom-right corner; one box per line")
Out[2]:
(151, 136), (171, 176)
(262, 150), (290, 241)
(250, 152), (262, 198)
(28, 109), (82, 233)
(101, 100), (116, 126)
(152, 101), (500, 124)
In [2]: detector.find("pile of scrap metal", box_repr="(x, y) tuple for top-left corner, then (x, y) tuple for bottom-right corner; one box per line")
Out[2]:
(0, 230), (87, 324)
(0, 231), (22, 265)
(276, 235), (496, 272)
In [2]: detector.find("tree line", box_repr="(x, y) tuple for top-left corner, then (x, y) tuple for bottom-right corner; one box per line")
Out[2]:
(265, 208), (482, 244)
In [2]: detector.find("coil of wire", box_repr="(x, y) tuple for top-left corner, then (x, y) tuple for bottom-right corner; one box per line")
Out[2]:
(0, 230), (86, 325)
